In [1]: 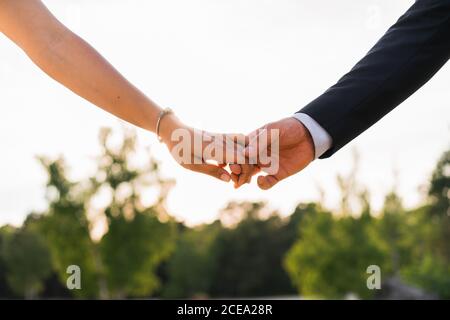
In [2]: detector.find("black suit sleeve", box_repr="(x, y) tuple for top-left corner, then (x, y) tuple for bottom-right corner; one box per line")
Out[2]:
(298, 0), (450, 159)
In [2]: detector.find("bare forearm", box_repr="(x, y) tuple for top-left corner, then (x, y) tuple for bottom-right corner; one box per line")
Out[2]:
(0, 0), (161, 133)
(31, 29), (162, 132)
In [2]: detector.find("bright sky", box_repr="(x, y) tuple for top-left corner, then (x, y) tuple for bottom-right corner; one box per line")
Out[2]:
(0, 0), (449, 227)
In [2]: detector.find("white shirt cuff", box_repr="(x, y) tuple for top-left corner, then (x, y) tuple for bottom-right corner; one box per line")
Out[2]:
(292, 113), (333, 159)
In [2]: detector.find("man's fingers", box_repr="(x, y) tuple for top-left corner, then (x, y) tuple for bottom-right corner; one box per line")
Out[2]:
(235, 164), (261, 189)
(257, 167), (289, 190)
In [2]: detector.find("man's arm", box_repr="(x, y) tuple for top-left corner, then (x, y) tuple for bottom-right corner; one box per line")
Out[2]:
(240, 0), (450, 190)
(299, 0), (450, 158)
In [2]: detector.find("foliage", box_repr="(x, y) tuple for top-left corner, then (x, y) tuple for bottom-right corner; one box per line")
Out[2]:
(207, 202), (297, 297)
(14, 128), (177, 299)
(400, 150), (450, 298)
(1, 226), (52, 299)
(284, 149), (449, 299)
(0, 132), (448, 299)
(94, 128), (176, 298)
(285, 208), (385, 299)
(162, 222), (221, 298)
(31, 158), (100, 298)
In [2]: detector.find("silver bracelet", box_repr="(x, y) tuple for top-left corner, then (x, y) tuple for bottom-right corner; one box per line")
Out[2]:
(156, 108), (174, 142)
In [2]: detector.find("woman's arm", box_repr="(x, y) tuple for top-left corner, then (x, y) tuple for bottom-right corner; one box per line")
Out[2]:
(0, 0), (161, 132)
(0, 0), (257, 183)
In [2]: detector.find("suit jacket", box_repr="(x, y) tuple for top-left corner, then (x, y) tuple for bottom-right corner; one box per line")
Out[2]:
(298, 0), (450, 158)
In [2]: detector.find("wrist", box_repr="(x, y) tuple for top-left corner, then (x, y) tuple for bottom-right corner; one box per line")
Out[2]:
(158, 113), (183, 144)
(301, 123), (315, 162)
(291, 113), (332, 159)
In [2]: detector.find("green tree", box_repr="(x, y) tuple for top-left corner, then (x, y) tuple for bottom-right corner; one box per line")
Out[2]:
(428, 149), (450, 218)
(34, 128), (176, 299)
(372, 192), (411, 275)
(163, 222), (221, 298)
(95, 128), (176, 298)
(427, 149), (450, 263)
(0, 226), (16, 298)
(401, 149), (450, 298)
(1, 226), (52, 299)
(208, 202), (296, 297)
(285, 207), (385, 299)
(162, 202), (321, 298)
(37, 158), (100, 298)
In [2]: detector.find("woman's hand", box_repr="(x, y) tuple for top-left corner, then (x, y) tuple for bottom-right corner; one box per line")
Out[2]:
(158, 113), (258, 185)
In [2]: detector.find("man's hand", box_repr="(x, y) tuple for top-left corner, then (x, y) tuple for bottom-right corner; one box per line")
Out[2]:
(236, 117), (315, 190)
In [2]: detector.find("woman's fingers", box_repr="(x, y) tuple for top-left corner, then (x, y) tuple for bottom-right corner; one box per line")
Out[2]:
(236, 164), (252, 188)
(230, 164), (241, 186)
(230, 173), (239, 184)
(179, 130), (266, 186)
(185, 163), (231, 182)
